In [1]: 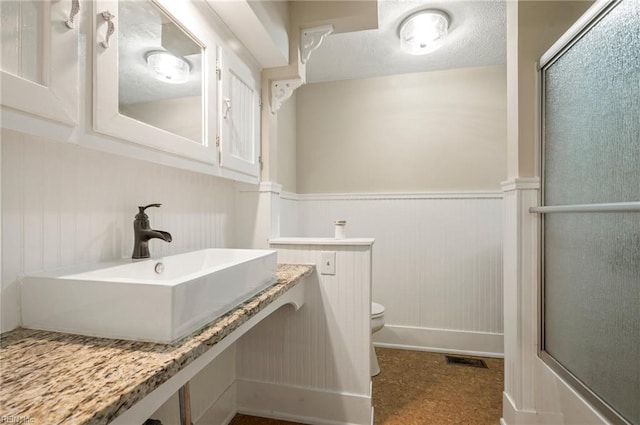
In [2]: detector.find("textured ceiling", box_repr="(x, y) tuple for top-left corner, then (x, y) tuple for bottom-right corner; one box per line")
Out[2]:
(118, 0), (506, 102)
(118, 0), (202, 105)
(306, 0), (506, 83)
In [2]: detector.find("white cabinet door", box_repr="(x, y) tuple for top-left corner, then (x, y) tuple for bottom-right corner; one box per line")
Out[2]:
(219, 49), (261, 178)
(0, 0), (79, 125)
(93, 0), (218, 165)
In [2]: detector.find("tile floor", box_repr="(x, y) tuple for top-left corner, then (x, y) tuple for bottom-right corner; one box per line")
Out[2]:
(230, 347), (504, 425)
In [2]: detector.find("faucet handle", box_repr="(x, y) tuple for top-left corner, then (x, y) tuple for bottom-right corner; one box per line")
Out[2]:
(138, 203), (162, 213)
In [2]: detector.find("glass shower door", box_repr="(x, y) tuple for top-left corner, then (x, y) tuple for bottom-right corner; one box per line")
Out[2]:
(537, 0), (639, 424)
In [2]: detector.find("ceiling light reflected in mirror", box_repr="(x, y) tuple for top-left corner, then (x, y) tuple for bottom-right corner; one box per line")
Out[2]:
(145, 51), (191, 84)
(118, 0), (203, 143)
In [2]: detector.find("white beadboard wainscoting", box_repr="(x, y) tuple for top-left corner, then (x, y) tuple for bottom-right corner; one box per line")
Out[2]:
(235, 182), (284, 249)
(500, 179), (608, 425)
(1, 130), (238, 332)
(151, 345), (238, 425)
(501, 179), (539, 422)
(280, 191), (504, 357)
(237, 241), (374, 425)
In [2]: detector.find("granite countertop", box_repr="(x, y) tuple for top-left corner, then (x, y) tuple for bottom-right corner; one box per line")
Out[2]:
(0, 264), (314, 425)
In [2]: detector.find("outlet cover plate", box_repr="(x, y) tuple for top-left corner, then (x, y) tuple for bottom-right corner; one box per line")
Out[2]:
(320, 251), (336, 275)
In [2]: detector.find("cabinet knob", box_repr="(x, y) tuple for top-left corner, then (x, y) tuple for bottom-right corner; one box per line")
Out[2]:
(65, 0), (80, 29)
(223, 98), (232, 120)
(99, 11), (116, 49)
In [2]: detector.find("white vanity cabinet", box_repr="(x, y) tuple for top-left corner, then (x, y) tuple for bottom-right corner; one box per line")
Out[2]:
(218, 49), (262, 179)
(0, 0), (79, 125)
(92, 0), (262, 181)
(93, 0), (218, 165)
(1, 0), (262, 183)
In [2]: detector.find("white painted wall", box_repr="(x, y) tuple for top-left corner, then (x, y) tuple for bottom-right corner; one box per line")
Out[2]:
(295, 65), (507, 193)
(119, 96), (203, 144)
(282, 59), (508, 357)
(506, 0), (593, 179)
(280, 195), (299, 237)
(280, 192), (504, 356)
(277, 92), (297, 193)
(247, 0), (290, 62)
(0, 129), (238, 332)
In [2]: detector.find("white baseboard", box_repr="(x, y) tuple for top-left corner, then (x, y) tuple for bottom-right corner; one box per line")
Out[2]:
(373, 325), (504, 358)
(501, 392), (538, 425)
(236, 379), (372, 425)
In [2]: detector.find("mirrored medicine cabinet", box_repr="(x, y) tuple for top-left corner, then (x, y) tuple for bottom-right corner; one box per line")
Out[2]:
(94, 0), (218, 164)
(1, 0), (262, 182)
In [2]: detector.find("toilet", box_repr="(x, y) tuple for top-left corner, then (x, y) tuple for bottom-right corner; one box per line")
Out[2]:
(370, 302), (385, 376)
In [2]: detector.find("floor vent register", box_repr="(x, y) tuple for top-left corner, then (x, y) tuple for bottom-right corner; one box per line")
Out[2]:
(445, 355), (488, 368)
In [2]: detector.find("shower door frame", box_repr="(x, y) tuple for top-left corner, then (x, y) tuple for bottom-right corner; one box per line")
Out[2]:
(535, 0), (634, 424)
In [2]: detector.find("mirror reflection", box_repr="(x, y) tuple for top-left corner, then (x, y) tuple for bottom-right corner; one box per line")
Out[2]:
(0, 0), (44, 84)
(118, 0), (203, 144)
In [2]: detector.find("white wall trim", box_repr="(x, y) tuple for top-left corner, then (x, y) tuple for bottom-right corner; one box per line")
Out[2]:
(374, 325), (504, 358)
(259, 181), (283, 194)
(279, 190), (298, 200)
(502, 185), (539, 413)
(270, 237), (375, 246)
(281, 190), (503, 201)
(533, 358), (611, 425)
(237, 181), (283, 194)
(236, 379), (373, 425)
(539, 0), (618, 69)
(501, 178), (541, 192)
(501, 391), (538, 425)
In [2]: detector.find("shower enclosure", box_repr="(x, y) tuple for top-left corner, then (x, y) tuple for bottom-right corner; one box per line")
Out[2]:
(533, 0), (639, 424)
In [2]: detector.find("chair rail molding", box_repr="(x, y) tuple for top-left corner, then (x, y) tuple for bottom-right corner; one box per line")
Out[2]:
(501, 178), (541, 192)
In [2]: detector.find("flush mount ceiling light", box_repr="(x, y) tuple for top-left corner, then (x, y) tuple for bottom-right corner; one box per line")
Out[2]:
(145, 50), (191, 84)
(399, 10), (450, 55)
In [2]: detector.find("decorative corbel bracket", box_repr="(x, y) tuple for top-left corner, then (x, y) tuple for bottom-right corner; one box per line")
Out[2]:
(271, 78), (303, 114)
(300, 24), (334, 64)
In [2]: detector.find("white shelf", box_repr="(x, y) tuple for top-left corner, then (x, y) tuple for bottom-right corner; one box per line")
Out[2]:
(270, 237), (375, 246)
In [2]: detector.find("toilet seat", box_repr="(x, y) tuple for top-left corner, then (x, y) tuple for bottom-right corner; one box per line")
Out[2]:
(372, 302), (385, 319)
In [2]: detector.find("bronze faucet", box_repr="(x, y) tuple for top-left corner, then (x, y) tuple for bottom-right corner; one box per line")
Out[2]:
(132, 204), (172, 259)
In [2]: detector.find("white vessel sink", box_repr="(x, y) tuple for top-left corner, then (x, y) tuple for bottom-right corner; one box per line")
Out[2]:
(21, 249), (277, 343)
